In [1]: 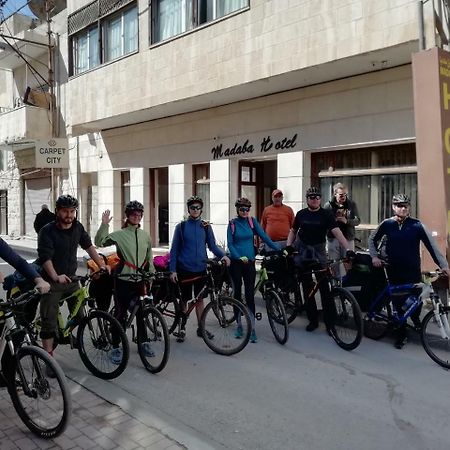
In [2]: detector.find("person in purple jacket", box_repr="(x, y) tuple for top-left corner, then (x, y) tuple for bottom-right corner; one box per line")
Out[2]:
(227, 197), (280, 343)
(169, 196), (230, 342)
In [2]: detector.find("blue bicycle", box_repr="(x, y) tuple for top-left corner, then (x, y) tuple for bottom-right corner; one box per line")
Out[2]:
(364, 266), (450, 368)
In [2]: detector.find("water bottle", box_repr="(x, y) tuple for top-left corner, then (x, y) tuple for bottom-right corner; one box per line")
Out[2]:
(402, 295), (417, 312)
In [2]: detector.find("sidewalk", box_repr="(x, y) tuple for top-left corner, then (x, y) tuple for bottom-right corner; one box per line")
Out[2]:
(0, 380), (184, 450)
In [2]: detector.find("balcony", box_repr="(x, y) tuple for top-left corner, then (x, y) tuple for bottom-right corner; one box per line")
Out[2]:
(0, 30), (50, 70)
(0, 105), (52, 151)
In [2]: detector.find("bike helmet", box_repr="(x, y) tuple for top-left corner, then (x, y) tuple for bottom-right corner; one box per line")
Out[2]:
(186, 195), (203, 208)
(235, 197), (252, 208)
(55, 194), (79, 209)
(125, 200), (144, 216)
(392, 193), (410, 205)
(305, 187), (321, 198)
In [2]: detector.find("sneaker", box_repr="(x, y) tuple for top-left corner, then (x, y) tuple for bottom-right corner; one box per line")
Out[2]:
(197, 327), (214, 340)
(306, 322), (319, 332)
(411, 317), (422, 332)
(250, 330), (258, 343)
(139, 342), (155, 358)
(109, 348), (123, 365)
(234, 325), (243, 339)
(174, 328), (186, 343)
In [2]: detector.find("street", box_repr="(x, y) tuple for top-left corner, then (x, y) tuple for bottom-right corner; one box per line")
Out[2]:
(1, 251), (450, 450)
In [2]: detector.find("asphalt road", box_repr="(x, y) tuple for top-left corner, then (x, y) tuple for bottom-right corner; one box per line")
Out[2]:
(2, 251), (450, 450)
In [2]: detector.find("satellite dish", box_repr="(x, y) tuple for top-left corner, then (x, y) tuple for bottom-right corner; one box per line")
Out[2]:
(28, 0), (66, 20)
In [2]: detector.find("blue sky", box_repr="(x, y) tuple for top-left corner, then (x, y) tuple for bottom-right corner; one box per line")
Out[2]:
(1, 1), (35, 18)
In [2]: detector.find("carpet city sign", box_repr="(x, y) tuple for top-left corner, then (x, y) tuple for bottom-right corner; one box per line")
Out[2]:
(35, 138), (69, 168)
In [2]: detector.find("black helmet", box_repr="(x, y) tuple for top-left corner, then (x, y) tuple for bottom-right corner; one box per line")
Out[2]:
(306, 187), (321, 198)
(235, 197), (252, 208)
(55, 194), (79, 209)
(125, 200), (144, 215)
(186, 195), (203, 208)
(392, 194), (410, 205)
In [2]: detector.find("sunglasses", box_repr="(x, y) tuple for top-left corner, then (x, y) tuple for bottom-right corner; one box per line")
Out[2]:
(189, 205), (202, 211)
(307, 195), (321, 200)
(273, 194), (283, 198)
(394, 203), (409, 209)
(239, 207), (251, 212)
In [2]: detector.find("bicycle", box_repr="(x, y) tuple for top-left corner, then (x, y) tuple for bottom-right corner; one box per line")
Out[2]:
(156, 259), (252, 356)
(285, 256), (363, 350)
(254, 252), (289, 345)
(113, 271), (170, 374)
(0, 289), (71, 438)
(364, 267), (450, 368)
(33, 272), (129, 380)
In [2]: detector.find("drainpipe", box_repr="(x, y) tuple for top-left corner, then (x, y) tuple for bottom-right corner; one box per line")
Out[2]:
(418, 0), (426, 50)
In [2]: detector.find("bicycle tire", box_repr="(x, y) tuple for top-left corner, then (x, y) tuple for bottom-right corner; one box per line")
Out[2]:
(77, 310), (129, 380)
(156, 294), (180, 335)
(363, 303), (392, 340)
(137, 306), (170, 374)
(8, 345), (71, 439)
(421, 306), (450, 369)
(328, 287), (363, 351)
(281, 286), (302, 324)
(265, 289), (289, 345)
(200, 296), (251, 356)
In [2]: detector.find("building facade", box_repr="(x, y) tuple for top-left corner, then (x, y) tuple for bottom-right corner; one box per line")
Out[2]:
(1, 0), (449, 264)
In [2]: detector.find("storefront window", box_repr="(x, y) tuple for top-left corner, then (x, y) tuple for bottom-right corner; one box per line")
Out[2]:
(313, 144), (417, 247)
(193, 164), (210, 219)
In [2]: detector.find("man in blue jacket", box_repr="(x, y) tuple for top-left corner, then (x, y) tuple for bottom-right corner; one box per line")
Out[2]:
(170, 196), (230, 342)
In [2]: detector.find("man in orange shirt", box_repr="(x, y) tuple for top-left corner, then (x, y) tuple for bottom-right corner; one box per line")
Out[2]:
(261, 189), (294, 249)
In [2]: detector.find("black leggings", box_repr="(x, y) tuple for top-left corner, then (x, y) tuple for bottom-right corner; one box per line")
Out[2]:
(230, 260), (256, 319)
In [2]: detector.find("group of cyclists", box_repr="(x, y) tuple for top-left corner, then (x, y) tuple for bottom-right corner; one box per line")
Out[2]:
(1, 185), (450, 378)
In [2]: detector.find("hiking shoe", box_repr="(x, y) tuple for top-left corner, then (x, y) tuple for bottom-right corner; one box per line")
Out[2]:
(250, 330), (258, 343)
(411, 317), (422, 332)
(306, 322), (319, 332)
(234, 325), (243, 339)
(174, 328), (186, 343)
(197, 327), (214, 340)
(110, 348), (123, 365)
(394, 328), (408, 349)
(139, 342), (155, 358)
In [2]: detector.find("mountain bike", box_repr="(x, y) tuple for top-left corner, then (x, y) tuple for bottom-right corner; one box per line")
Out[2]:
(364, 267), (450, 368)
(0, 289), (71, 438)
(33, 272), (129, 380)
(156, 260), (252, 356)
(297, 258), (363, 350)
(254, 252), (289, 345)
(113, 271), (170, 374)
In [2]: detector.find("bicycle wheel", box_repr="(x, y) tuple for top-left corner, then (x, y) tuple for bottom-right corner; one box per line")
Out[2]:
(8, 345), (71, 438)
(137, 306), (170, 374)
(77, 310), (129, 380)
(281, 285), (302, 324)
(265, 289), (289, 345)
(421, 306), (450, 369)
(156, 295), (180, 335)
(200, 296), (251, 356)
(328, 287), (363, 351)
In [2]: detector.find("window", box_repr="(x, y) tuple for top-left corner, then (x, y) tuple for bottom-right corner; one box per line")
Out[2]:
(104, 6), (138, 62)
(121, 171), (130, 214)
(312, 144), (418, 246)
(193, 164), (210, 219)
(154, 0), (248, 42)
(72, 26), (100, 75)
(70, 3), (138, 75)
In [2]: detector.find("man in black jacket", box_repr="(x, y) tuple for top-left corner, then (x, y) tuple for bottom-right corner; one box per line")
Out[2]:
(34, 204), (56, 234)
(324, 183), (360, 276)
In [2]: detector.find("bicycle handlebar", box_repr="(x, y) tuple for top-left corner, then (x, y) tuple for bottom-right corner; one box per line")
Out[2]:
(0, 288), (40, 312)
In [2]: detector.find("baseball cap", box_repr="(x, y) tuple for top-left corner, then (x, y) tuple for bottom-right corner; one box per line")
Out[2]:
(272, 189), (283, 197)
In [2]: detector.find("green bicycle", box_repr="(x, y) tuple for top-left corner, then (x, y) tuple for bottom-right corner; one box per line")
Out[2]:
(33, 272), (129, 380)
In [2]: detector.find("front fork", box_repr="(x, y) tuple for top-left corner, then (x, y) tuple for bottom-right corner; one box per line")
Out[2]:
(432, 298), (450, 339)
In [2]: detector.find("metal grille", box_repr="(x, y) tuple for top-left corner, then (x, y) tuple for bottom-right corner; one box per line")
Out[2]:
(68, 1), (99, 36)
(99, 0), (135, 17)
